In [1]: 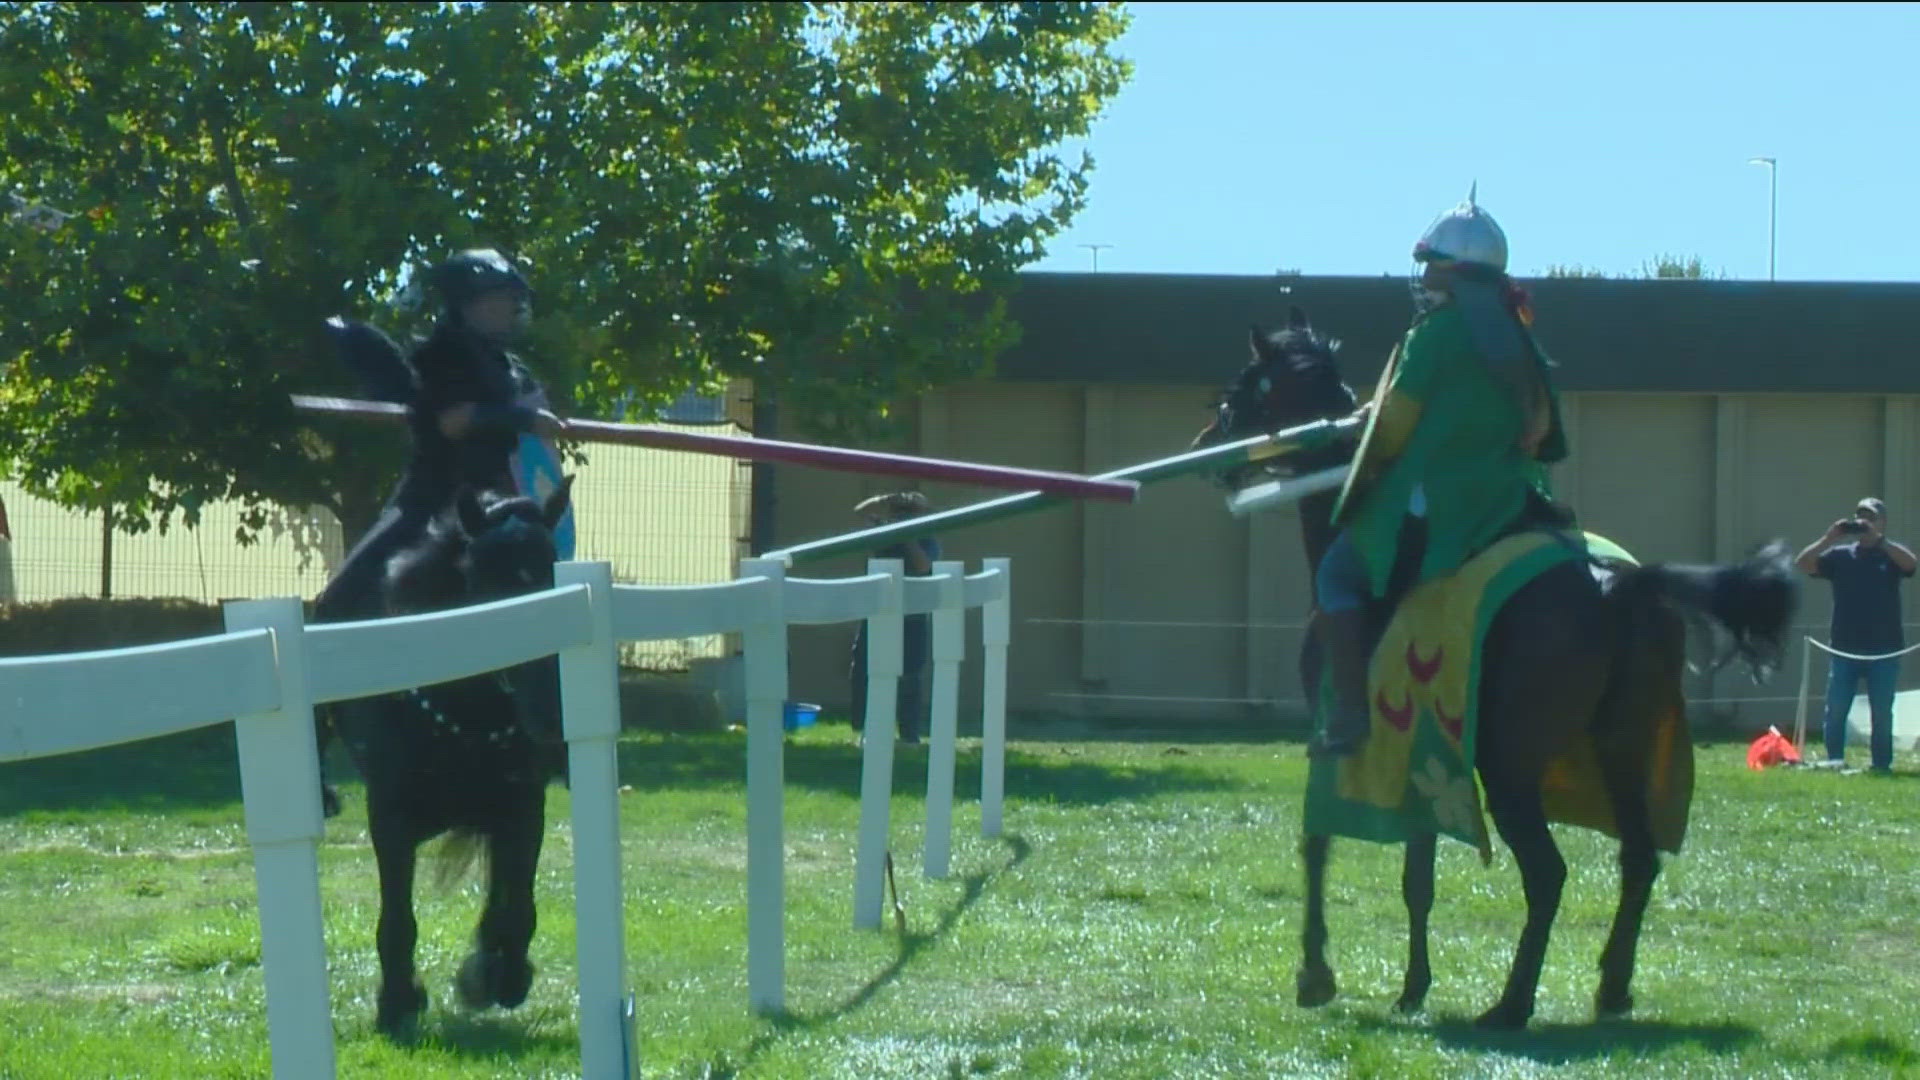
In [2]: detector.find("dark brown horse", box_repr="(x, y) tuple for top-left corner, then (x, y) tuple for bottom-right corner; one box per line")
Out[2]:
(1192, 307), (1798, 1029)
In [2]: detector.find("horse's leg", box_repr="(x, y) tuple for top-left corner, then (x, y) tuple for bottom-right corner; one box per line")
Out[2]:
(1591, 648), (1678, 1017)
(458, 790), (545, 1011)
(1296, 832), (1337, 1007)
(1594, 776), (1658, 1019)
(1395, 831), (1437, 1013)
(369, 800), (428, 1036)
(1468, 565), (1612, 1030)
(315, 705), (342, 819)
(1476, 777), (1565, 1030)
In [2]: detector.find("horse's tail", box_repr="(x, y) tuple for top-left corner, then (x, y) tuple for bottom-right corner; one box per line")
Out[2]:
(1611, 540), (1800, 682)
(430, 828), (489, 893)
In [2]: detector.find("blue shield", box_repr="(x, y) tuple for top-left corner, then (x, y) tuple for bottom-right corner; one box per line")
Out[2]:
(511, 434), (576, 560)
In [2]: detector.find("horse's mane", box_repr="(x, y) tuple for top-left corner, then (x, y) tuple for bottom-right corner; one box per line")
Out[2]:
(382, 488), (546, 615)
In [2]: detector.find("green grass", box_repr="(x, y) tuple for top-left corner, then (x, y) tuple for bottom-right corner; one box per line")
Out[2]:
(5, 724), (1920, 1079)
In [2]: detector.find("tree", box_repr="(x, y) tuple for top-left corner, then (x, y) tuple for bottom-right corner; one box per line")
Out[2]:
(1542, 254), (1722, 280)
(0, 2), (1132, 543)
(1639, 253), (1721, 280)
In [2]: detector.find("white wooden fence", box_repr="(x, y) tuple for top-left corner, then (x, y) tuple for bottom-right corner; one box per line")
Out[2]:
(0, 554), (1013, 1079)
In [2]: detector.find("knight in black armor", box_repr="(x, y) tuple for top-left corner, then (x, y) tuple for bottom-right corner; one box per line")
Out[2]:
(313, 248), (567, 623)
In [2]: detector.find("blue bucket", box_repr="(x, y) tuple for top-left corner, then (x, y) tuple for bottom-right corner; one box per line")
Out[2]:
(782, 701), (821, 732)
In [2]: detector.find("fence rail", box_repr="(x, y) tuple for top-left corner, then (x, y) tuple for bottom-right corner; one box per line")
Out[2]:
(3, 552), (1014, 1078)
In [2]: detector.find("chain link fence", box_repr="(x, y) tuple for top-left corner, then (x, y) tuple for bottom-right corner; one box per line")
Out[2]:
(0, 401), (748, 672)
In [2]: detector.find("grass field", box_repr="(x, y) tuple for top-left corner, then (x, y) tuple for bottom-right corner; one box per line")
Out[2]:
(3, 723), (1919, 1079)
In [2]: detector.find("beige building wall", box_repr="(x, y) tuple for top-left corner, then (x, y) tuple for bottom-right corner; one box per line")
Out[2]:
(773, 386), (1920, 734)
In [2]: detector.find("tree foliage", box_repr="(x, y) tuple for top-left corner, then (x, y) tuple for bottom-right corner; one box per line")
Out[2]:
(1543, 253), (1722, 280)
(0, 1), (1132, 539)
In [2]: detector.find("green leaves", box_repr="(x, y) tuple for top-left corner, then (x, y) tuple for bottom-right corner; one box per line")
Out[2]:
(0, 1), (1131, 539)
(1544, 254), (1723, 280)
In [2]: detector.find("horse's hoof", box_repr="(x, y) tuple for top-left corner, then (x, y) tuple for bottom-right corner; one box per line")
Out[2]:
(1295, 964), (1337, 1008)
(376, 1012), (422, 1043)
(458, 950), (535, 1010)
(1473, 1001), (1532, 1031)
(456, 952), (492, 1011)
(1595, 988), (1634, 1020)
(1395, 970), (1431, 1015)
(320, 784), (342, 820)
(376, 980), (428, 1039)
(495, 964), (534, 1009)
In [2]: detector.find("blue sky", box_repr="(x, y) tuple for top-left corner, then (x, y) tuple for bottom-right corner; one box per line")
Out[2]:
(1027, 2), (1920, 282)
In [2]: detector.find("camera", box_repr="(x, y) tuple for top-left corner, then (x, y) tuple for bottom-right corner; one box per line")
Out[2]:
(1838, 519), (1870, 535)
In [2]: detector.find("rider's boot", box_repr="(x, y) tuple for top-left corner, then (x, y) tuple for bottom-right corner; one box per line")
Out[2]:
(1307, 606), (1376, 759)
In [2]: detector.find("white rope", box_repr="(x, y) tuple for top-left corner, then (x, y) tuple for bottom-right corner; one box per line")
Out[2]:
(1801, 638), (1920, 663)
(1025, 618), (1309, 630)
(1792, 635), (1920, 751)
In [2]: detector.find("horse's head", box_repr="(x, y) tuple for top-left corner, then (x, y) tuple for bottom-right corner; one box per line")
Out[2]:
(383, 476), (576, 753)
(455, 476), (575, 602)
(455, 478), (575, 748)
(1190, 305), (1358, 488)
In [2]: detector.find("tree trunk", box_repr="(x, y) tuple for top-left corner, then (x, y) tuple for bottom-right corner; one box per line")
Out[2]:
(100, 504), (114, 600)
(332, 483), (385, 554)
(749, 395), (777, 556)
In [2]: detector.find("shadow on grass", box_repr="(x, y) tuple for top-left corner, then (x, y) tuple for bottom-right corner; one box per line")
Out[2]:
(4, 723), (1252, 819)
(0, 723), (245, 815)
(1366, 1014), (1763, 1063)
(697, 833), (1035, 1077)
(616, 732), (1249, 807)
(406, 1008), (584, 1063)
(1823, 1033), (1918, 1068)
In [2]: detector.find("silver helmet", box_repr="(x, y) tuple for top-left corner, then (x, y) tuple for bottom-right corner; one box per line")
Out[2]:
(1413, 183), (1508, 273)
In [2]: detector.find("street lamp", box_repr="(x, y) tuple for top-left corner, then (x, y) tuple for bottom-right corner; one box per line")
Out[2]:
(1747, 157), (1776, 281)
(1078, 243), (1113, 272)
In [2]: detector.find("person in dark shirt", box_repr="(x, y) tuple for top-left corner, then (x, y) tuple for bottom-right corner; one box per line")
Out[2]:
(849, 492), (940, 745)
(314, 248), (567, 623)
(1795, 497), (1917, 772)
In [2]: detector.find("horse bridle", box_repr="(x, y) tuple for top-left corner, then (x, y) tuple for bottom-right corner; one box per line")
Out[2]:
(398, 667), (542, 741)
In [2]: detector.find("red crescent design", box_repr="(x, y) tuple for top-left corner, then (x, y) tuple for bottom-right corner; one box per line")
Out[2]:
(1407, 640), (1443, 684)
(1375, 687), (1415, 732)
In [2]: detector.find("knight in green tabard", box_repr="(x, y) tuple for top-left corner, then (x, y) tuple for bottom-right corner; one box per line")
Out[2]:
(1308, 189), (1572, 758)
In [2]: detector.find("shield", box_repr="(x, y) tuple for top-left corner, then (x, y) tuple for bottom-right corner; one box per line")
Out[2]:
(512, 433), (576, 560)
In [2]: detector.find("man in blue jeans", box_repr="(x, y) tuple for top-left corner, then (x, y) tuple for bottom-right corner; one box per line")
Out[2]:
(1796, 497), (1917, 772)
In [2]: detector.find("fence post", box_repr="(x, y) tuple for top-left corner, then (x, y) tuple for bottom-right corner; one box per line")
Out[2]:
(738, 557), (788, 1014)
(222, 597), (335, 1080)
(554, 562), (638, 1079)
(923, 561), (966, 880)
(980, 558), (1011, 838)
(1793, 636), (1813, 751)
(853, 559), (904, 930)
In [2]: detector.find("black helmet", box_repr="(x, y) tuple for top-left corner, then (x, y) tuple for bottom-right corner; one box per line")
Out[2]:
(429, 248), (532, 311)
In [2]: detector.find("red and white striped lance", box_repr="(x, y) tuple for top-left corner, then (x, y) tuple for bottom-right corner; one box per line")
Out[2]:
(290, 395), (1141, 503)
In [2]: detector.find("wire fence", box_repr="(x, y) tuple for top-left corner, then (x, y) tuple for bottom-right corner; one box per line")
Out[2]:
(0, 424), (748, 672)
(1020, 615), (1920, 726)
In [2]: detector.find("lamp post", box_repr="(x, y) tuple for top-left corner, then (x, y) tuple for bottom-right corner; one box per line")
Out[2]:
(1747, 157), (1776, 281)
(1078, 243), (1113, 272)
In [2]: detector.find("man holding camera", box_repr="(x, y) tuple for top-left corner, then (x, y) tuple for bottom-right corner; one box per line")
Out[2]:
(1796, 497), (1917, 772)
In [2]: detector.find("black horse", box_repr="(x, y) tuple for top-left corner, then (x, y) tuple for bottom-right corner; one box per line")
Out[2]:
(1192, 307), (1796, 1028)
(323, 478), (574, 1037)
